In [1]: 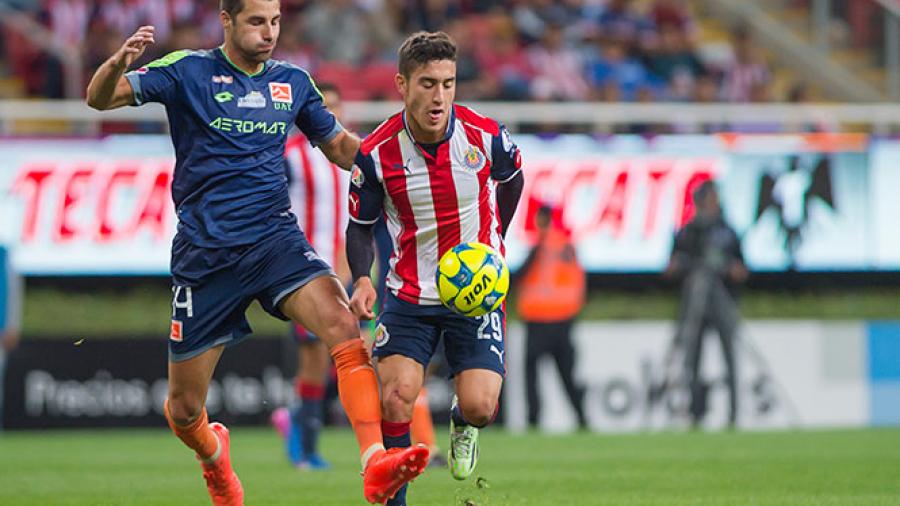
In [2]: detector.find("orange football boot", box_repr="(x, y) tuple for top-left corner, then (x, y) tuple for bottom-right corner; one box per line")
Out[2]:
(362, 444), (430, 504)
(201, 423), (244, 506)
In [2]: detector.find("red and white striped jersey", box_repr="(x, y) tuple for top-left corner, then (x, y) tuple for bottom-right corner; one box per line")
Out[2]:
(349, 104), (522, 305)
(285, 133), (349, 269)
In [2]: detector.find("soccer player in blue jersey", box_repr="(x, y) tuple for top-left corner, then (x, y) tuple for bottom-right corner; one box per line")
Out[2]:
(0, 244), (22, 431)
(85, 1), (427, 504)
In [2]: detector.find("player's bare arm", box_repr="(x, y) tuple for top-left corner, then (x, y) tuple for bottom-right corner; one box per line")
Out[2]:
(320, 130), (361, 170)
(346, 221), (377, 320)
(496, 171), (524, 238)
(86, 25), (155, 110)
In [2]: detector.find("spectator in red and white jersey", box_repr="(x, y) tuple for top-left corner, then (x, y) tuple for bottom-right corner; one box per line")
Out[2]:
(721, 27), (771, 103)
(528, 20), (590, 101)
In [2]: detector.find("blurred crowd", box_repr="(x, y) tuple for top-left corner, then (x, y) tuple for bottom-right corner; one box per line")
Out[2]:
(1, 0), (784, 103)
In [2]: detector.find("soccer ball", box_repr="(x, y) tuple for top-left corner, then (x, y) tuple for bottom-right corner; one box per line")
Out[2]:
(436, 242), (509, 317)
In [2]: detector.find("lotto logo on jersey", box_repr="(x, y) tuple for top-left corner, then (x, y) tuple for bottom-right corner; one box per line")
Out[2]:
(269, 82), (292, 104)
(170, 320), (183, 342)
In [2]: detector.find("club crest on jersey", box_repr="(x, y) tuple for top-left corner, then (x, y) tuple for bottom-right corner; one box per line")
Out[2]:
(351, 165), (365, 187)
(212, 75), (233, 84)
(237, 91), (266, 109)
(463, 145), (485, 172)
(269, 82), (293, 104)
(374, 323), (390, 348)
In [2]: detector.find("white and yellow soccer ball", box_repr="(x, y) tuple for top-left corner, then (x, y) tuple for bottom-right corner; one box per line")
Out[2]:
(436, 242), (509, 317)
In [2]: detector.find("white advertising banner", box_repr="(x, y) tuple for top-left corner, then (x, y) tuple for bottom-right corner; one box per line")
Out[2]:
(0, 137), (176, 274)
(0, 134), (894, 275)
(503, 133), (876, 272)
(503, 321), (869, 432)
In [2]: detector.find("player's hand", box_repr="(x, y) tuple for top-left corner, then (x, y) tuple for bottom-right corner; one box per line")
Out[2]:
(349, 277), (377, 320)
(729, 261), (749, 284)
(1, 331), (19, 352)
(112, 25), (155, 70)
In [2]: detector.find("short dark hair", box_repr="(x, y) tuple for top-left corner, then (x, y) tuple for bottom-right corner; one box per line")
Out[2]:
(316, 82), (339, 98)
(693, 180), (717, 204)
(397, 31), (457, 78)
(220, 0), (244, 18)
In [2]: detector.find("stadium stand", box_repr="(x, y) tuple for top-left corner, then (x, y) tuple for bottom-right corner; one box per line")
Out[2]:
(0, 0), (788, 104)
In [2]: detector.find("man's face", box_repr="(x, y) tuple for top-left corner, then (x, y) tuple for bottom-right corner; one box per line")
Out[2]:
(396, 59), (456, 143)
(222, 0), (281, 64)
(322, 89), (343, 124)
(536, 210), (552, 230)
(700, 191), (720, 217)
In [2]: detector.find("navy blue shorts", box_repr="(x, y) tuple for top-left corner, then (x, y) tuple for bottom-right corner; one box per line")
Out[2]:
(168, 225), (333, 362)
(372, 292), (506, 378)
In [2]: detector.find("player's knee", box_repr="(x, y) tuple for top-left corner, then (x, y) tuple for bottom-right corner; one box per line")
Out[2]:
(459, 396), (497, 428)
(320, 310), (361, 346)
(381, 380), (418, 422)
(166, 392), (204, 427)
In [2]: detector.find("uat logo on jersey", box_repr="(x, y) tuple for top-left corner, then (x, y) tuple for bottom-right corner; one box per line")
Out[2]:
(269, 82), (292, 104)
(170, 320), (183, 342)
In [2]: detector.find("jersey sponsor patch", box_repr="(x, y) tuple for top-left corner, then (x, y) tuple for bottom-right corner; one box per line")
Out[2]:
(351, 165), (365, 187)
(463, 145), (485, 172)
(237, 91), (266, 109)
(170, 320), (183, 342)
(212, 75), (233, 84)
(269, 82), (293, 104)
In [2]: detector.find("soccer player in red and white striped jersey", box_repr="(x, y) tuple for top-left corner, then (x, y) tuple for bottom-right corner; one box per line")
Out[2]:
(346, 31), (524, 504)
(276, 82), (349, 470)
(285, 83), (350, 276)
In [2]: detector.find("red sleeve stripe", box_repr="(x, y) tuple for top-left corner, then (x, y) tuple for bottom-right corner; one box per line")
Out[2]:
(378, 136), (422, 304)
(361, 112), (404, 156)
(453, 104), (499, 136)
(461, 122), (495, 248)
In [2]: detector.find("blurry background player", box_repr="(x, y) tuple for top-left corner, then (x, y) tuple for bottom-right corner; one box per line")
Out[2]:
(0, 243), (22, 431)
(269, 82), (348, 470)
(346, 31), (524, 506)
(84, 1), (430, 503)
(270, 83), (447, 472)
(516, 203), (588, 430)
(664, 181), (748, 428)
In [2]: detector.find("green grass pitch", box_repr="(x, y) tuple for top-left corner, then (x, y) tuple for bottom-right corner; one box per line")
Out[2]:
(1, 427), (898, 505)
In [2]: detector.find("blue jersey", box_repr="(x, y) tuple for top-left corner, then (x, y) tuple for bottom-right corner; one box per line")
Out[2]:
(0, 245), (21, 333)
(125, 47), (342, 248)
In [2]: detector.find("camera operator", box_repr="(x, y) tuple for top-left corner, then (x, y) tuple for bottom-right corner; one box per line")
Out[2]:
(664, 181), (748, 428)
